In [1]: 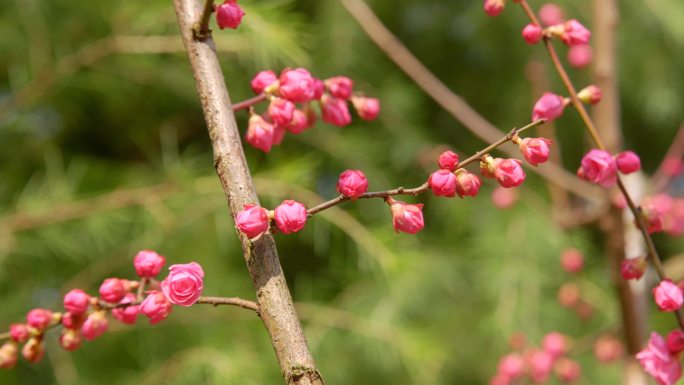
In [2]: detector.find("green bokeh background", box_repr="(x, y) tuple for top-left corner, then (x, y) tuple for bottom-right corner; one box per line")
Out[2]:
(1, 0), (683, 384)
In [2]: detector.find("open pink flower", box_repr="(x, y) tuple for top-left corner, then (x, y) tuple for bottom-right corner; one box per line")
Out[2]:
(428, 169), (457, 197)
(337, 170), (368, 199)
(577, 149), (617, 187)
(532, 92), (566, 122)
(519, 137), (551, 166)
(215, 0), (245, 30)
(637, 332), (682, 385)
(251, 70), (278, 94)
(438, 150), (459, 171)
(388, 197), (424, 234)
(140, 291), (173, 324)
(653, 280), (683, 312)
(274, 200), (308, 234)
(279, 68), (315, 103)
(161, 262), (205, 307)
(236, 204), (270, 239)
(81, 311), (108, 341)
(494, 158), (526, 188)
(455, 170), (481, 198)
(321, 94), (352, 127)
(134, 250), (166, 278)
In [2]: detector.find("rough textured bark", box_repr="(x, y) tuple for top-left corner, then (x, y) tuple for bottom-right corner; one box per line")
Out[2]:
(172, 1), (323, 384)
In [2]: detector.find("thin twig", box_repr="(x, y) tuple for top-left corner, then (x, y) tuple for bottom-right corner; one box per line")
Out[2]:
(193, 0), (215, 41)
(232, 93), (268, 112)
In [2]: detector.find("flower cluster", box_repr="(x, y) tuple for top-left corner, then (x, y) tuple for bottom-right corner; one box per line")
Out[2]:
(0, 251), (205, 368)
(243, 68), (380, 152)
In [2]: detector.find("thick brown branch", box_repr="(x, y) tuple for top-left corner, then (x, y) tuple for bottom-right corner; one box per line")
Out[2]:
(173, 1), (323, 384)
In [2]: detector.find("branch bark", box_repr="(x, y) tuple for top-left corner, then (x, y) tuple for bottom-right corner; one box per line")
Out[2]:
(172, 1), (323, 384)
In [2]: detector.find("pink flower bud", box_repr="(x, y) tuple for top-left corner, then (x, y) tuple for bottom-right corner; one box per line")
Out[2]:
(522, 23), (543, 45)
(483, 0), (506, 17)
(519, 137), (552, 166)
(621, 256), (647, 280)
(554, 357), (581, 382)
(615, 151), (641, 174)
(388, 197), (424, 234)
(63, 289), (90, 315)
(9, 324), (29, 343)
(99, 278), (128, 303)
(667, 330), (684, 355)
(542, 332), (568, 359)
(560, 19), (591, 46)
(27, 308), (53, 330)
(245, 114), (275, 153)
(337, 170), (369, 199)
(267, 97), (296, 127)
(438, 150), (459, 171)
(558, 283), (580, 308)
(21, 337), (44, 363)
(642, 205), (664, 234)
(59, 328), (82, 351)
(140, 291), (173, 324)
(279, 68), (315, 103)
(351, 96), (380, 121)
(215, 0), (245, 30)
(577, 149), (617, 188)
(568, 44), (593, 68)
(134, 250), (166, 278)
(112, 293), (139, 325)
(286, 109), (310, 134)
(594, 335), (623, 363)
(527, 349), (554, 383)
(321, 94), (352, 127)
(274, 200), (308, 234)
(560, 248), (584, 274)
(235, 204), (270, 239)
(310, 78), (324, 100)
(637, 332), (682, 385)
(494, 158), (526, 188)
(428, 169), (457, 197)
(62, 311), (86, 330)
(82, 311), (108, 341)
(455, 170), (481, 198)
(653, 280), (683, 312)
(251, 70), (278, 94)
(498, 353), (525, 379)
(539, 3), (565, 26)
(491, 186), (518, 209)
(0, 342), (19, 369)
(577, 85), (602, 105)
(325, 76), (354, 100)
(161, 262), (205, 306)
(532, 92), (566, 122)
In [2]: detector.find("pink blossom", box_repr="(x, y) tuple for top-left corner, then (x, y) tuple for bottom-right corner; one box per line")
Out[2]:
(532, 92), (566, 122)
(560, 19), (591, 46)
(455, 170), (481, 198)
(59, 328), (82, 351)
(527, 349), (554, 383)
(483, 0), (506, 17)
(61, 311), (86, 330)
(325, 76), (354, 100)
(63, 288), (90, 315)
(337, 170), (369, 199)
(498, 353), (525, 379)
(235, 204), (270, 239)
(251, 70), (278, 94)
(494, 158), (526, 188)
(21, 337), (44, 363)
(438, 150), (459, 171)
(99, 278), (128, 303)
(286, 109), (310, 134)
(245, 114), (275, 152)
(554, 357), (581, 382)
(134, 250), (166, 278)
(522, 23), (543, 45)
(81, 311), (108, 341)
(637, 332), (682, 385)
(215, 0), (245, 30)
(279, 68), (316, 103)
(519, 137), (551, 166)
(112, 293), (139, 325)
(577, 85), (602, 105)
(0, 342), (19, 369)
(388, 198), (424, 234)
(268, 97), (295, 127)
(653, 280), (683, 312)
(321, 95), (352, 127)
(27, 308), (53, 330)
(594, 335), (623, 363)
(274, 200), (308, 234)
(428, 169), (457, 197)
(351, 96), (380, 121)
(161, 262), (205, 307)
(491, 186), (517, 209)
(560, 248), (584, 274)
(577, 149), (617, 187)
(539, 3), (565, 26)
(9, 324), (30, 343)
(140, 291), (173, 324)
(621, 256), (647, 280)
(542, 332), (567, 359)
(615, 151), (641, 174)
(568, 44), (593, 68)
(667, 330), (684, 355)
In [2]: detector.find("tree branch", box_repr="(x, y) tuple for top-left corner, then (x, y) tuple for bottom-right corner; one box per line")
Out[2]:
(172, 1), (323, 384)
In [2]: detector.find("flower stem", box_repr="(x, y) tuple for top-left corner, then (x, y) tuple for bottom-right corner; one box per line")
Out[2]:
(232, 93), (268, 112)
(193, 0), (215, 41)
